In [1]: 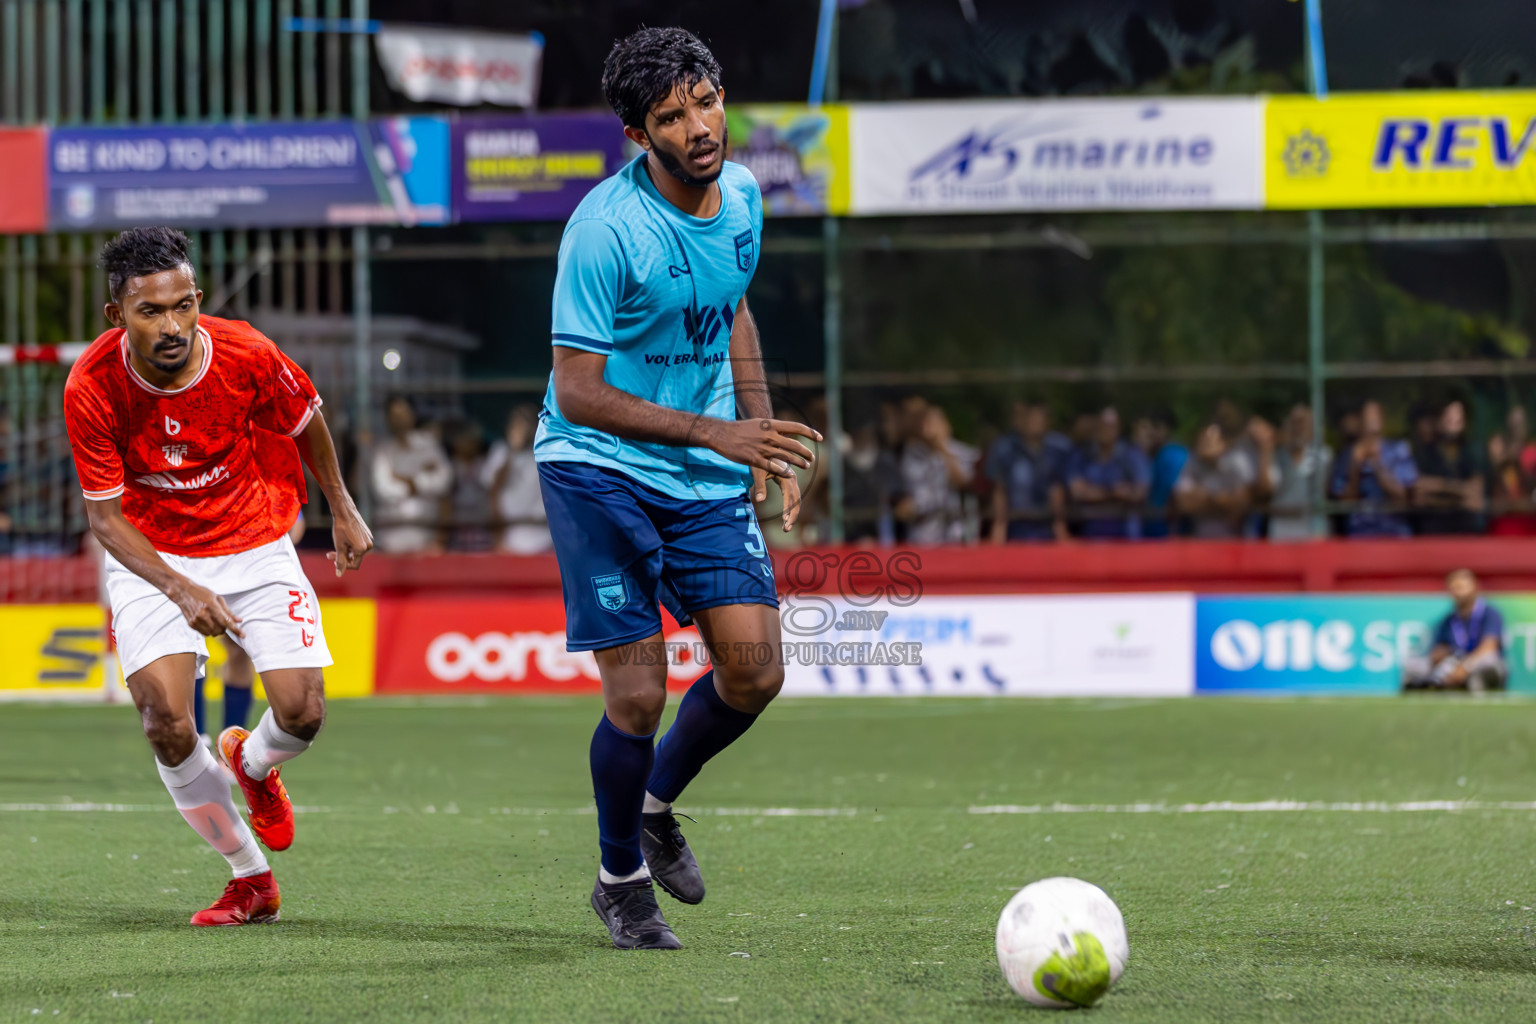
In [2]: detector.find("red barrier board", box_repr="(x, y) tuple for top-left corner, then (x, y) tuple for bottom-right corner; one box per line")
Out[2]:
(373, 594), (705, 694)
(0, 128), (47, 234)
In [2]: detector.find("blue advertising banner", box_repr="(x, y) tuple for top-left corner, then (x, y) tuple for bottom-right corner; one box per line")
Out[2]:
(48, 118), (450, 230)
(452, 113), (625, 223)
(1196, 595), (1450, 694)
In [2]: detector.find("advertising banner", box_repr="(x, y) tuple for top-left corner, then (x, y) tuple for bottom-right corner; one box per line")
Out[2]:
(373, 592), (1193, 697)
(374, 595), (704, 694)
(0, 127), (48, 234)
(848, 97), (1263, 214)
(452, 114), (625, 223)
(725, 104), (850, 216)
(48, 118), (450, 230)
(1196, 594), (1536, 694)
(780, 593), (1195, 697)
(0, 604), (106, 696)
(1265, 91), (1536, 209)
(376, 25), (542, 108)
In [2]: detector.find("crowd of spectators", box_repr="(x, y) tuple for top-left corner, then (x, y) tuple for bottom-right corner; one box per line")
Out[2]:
(9, 390), (1536, 555)
(367, 395), (552, 555)
(819, 394), (1536, 547)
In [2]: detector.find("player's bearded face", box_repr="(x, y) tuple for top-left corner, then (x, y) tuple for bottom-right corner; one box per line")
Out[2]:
(645, 81), (728, 188)
(112, 265), (202, 375)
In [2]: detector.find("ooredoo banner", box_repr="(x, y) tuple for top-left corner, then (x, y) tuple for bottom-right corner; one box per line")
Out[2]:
(451, 113), (625, 223)
(48, 118), (450, 230)
(848, 97), (1263, 214)
(373, 595), (704, 694)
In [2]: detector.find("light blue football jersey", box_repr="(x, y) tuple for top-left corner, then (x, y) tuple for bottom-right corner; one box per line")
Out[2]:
(534, 153), (763, 501)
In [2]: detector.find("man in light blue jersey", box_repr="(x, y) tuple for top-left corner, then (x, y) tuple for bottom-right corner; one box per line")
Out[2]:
(535, 26), (821, 950)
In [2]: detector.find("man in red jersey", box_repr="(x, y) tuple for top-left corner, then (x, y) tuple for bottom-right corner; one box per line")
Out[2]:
(64, 227), (373, 926)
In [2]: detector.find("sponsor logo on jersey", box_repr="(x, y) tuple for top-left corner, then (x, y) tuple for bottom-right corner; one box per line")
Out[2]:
(164, 415), (182, 436)
(682, 300), (735, 350)
(161, 443), (189, 467)
(134, 463), (230, 491)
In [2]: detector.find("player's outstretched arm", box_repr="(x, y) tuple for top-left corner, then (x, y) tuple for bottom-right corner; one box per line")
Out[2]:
(294, 409), (374, 577)
(552, 347), (821, 481)
(84, 497), (244, 638)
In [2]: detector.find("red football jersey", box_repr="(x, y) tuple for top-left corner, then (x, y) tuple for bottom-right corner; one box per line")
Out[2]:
(64, 315), (321, 557)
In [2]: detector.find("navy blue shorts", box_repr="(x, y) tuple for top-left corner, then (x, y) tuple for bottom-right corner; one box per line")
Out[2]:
(537, 460), (778, 652)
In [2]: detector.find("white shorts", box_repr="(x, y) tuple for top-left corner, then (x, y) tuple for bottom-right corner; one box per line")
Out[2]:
(106, 536), (333, 680)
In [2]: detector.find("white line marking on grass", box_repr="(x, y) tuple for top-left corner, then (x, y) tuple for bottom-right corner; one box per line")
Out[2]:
(0, 803), (332, 813)
(486, 806), (860, 817)
(968, 800), (1536, 815)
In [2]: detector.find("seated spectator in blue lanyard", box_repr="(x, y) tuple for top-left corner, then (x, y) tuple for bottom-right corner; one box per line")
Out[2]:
(1402, 569), (1507, 692)
(1329, 399), (1418, 538)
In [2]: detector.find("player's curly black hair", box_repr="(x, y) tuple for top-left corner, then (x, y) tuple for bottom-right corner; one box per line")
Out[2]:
(602, 26), (722, 131)
(98, 226), (195, 301)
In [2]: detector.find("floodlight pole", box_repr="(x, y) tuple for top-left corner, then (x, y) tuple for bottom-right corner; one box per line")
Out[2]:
(811, 0), (844, 543)
(351, 0), (373, 521)
(1305, 0), (1329, 532)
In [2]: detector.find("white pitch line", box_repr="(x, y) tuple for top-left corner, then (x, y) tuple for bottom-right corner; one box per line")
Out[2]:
(968, 800), (1536, 815)
(0, 803), (332, 813)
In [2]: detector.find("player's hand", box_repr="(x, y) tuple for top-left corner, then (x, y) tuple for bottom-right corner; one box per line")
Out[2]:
(173, 581), (245, 639)
(706, 418), (820, 477)
(753, 465), (805, 532)
(329, 510), (374, 577)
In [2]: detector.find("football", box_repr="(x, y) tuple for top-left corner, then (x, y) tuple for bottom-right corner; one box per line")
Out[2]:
(995, 877), (1130, 1009)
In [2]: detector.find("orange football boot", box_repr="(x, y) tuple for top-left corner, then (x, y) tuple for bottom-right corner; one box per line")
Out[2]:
(218, 726), (295, 851)
(190, 870), (281, 926)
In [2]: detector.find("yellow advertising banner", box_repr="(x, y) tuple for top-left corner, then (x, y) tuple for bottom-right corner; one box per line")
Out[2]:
(0, 599), (376, 699)
(1266, 91), (1536, 209)
(0, 604), (106, 694)
(726, 104), (850, 216)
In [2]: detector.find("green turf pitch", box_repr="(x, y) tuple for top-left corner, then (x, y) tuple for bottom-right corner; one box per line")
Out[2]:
(6, 697), (1536, 1022)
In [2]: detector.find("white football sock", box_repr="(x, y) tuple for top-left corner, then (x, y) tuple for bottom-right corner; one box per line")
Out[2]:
(599, 864), (652, 886)
(642, 792), (672, 815)
(157, 743), (269, 879)
(242, 708), (311, 779)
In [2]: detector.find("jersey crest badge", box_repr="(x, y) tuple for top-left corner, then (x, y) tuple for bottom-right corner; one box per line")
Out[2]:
(592, 573), (628, 612)
(733, 229), (755, 273)
(162, 444), (189, 467)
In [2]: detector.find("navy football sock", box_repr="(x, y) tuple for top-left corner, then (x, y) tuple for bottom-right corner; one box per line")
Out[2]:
(590, 715), (655, 877)
(223, 684), (255, 731)
(647, 671), (759, 806)
(192, 676), (206, 736)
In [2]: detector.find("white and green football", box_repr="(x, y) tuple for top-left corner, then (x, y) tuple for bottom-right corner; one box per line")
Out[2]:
(995, 877), (1129, 1009)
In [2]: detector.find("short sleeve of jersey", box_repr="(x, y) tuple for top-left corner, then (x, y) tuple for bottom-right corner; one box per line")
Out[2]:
(550, 218), (625, 355)
(63, 377), (125, 500)
(251, 341), (322, 438)
(738, 168), (764, 291)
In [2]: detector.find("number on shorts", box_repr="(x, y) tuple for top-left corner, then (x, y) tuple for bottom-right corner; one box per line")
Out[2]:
(287, 589), (315, 625)
(735, 506), (767, 559)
